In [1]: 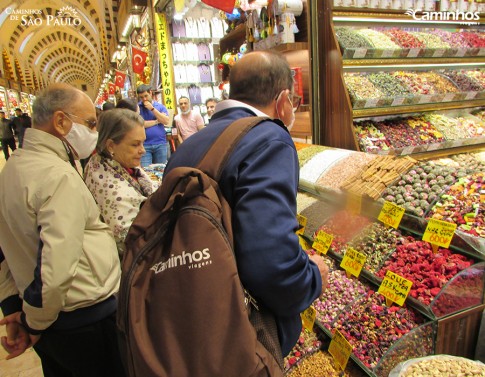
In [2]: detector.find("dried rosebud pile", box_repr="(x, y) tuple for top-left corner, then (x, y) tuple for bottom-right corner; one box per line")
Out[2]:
(284, 328), (322, 372)
(460, 32), (485, 48)
(347, 222), (405, 273)
(376, 240), (475, 305)
(332, 290), (424, 369)
(429, 30), (472, 48)
(428, 172), (484, 238)
(313, 269), (368, 329)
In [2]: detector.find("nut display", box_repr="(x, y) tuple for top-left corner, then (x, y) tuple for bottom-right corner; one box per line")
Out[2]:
(285, 350), (355, 377)
(398, 355), (485, 376)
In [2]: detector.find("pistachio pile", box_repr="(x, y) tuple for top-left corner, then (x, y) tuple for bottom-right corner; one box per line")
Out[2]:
(400, 356), (485, 376)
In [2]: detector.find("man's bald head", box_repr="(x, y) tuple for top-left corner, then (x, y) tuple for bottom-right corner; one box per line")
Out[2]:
(229, 51), (293, 108)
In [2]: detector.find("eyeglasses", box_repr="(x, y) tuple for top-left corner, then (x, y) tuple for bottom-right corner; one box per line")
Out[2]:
(289, 94), (302, 113)
(63, 112), (97, 130)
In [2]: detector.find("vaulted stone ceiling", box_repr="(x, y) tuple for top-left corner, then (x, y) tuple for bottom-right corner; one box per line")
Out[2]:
(0, 0), (119, 99)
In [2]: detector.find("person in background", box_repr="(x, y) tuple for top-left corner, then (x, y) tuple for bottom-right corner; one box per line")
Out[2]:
(0, 83), (126, 377)
(0, 111), (16, 160)
(84, 109), (158, 257)
(136, 84), (170, 167)
(173, 96), (204, 143)
(102, 101), (115, 111)
(116, 98), (139, 113)
(164, 50), (327, 359)
(204, 97), (218, 125)
(10, 108), (31, 148)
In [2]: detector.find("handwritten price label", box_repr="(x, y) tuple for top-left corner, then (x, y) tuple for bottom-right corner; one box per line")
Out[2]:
(296, 214), (307, 236)
(422, 218), (457, 249)
(340, 247), (366, 278)
(301, 306), (316, 332)
(312, 231), (334, 255)
(328, 328), (352, 371)
(378, 270), (413, 306)
(378, 201), (405, 229)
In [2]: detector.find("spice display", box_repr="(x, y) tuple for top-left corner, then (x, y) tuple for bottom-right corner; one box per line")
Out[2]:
(367, 73), (411, 97)
(411, 32), (451, 49)
(422, 113), (470, 140)
(332, 290), (426, 369)
(296, 192), (320, 214)
(346, 222), (405, 273)
(316, 152), (378, 192)
(384, 29), (425, 49)
(285, 350), (355, 377)
(460, 32), (485, 48)
(313, 210), (372, 253)
(428, 172), (484, 238)
(376, 240), (475, 306)
(392, 71), (436, 95)
(297, 145), (329, 168)
(441, 70), (484, 92)
(284, 328), (322, 372)
(354, 121), (391, 152)
(313, 269), (368, 329)
(336, 27), (373, 49)
(396, 355), (485, 377)
(464, 69), (485, 87)
(300, 200), (336, 237)
(344, 73), (384, 103)
(355, 29), (400, 49)
(428, 30), (472, 48)
(380, 160), (470, 216)
(341, 156), (416, 200)
(420, 72), (459, 93)
(300, 149), (353, 183)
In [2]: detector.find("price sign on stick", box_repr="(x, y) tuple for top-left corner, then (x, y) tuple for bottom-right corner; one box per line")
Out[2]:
(301, 306), (316, 332)
(340, 247), (366, 278)
(378, 201), (405, 229)
(312, 231), (334, 255)
(378, 270), (412, 306)
(422, 218), (457, 251)
(296, 214), (307, 236)
(329, 328), (352, 371)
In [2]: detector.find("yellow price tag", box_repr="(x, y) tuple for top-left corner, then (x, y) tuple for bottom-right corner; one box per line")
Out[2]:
(340, 247), (366, 278)
(377, 270), (413, 306)
(346, 192), (361, 215)
(422, 218), (457, 249)
(378, 201), (405, 229)
(312, 231), (334, 255)
(328, 328), (352, 371)
(296, 214), (307, 235)
(301, 306), (316, 332)
(298, 234), (312, 251)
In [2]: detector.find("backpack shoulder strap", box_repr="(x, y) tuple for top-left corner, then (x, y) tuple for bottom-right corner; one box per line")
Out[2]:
(197, 116), (269, 180)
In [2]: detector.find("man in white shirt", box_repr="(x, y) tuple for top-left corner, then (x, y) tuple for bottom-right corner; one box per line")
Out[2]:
(173, 96), (204, 143)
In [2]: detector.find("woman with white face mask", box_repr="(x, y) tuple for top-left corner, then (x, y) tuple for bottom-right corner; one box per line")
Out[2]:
(83, 109), (159, 257)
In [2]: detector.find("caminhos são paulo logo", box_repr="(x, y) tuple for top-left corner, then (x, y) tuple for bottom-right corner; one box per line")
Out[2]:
(151, 248), (212, 274)
(6, 5), (82, 26)
(404, 8), (480, 26)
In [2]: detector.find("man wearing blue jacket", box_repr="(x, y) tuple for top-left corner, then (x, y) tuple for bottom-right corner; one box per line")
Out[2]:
(164, 50), (329, 357)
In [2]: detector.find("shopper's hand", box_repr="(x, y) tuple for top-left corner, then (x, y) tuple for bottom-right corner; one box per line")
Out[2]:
(143, 101), (154, 111)
(309, 254), (329, 294)
(0, 312), (40, 359)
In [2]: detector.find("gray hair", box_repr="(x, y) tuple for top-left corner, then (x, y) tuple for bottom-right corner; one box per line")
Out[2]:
(96, 108), (145, 158)
(32, 83), (82, 127)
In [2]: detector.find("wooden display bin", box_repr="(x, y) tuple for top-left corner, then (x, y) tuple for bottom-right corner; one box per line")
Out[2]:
(435, 304), (485, 359)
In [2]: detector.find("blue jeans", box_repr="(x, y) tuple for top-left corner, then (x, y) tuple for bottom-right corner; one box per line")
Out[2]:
(141, 143), (167, 167)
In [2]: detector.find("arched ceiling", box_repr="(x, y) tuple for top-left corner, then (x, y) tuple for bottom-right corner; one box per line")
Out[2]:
(0, 0), (119, 99)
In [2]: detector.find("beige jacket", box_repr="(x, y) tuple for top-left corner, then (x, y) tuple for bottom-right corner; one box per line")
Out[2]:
(0, 128), (120, 332)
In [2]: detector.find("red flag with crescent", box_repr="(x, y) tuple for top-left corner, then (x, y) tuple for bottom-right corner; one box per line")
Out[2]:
(132, 47), (147, 74)
(108, 82), (115, 95)
(115, 70), (126, 88)
(201, 0), (235, 13)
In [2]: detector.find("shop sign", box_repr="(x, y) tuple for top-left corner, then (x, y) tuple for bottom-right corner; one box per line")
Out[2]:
(154, 13), (176, 110)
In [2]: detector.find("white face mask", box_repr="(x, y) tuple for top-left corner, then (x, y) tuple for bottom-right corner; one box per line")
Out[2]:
(65, 122), (98, 159)
(276, 93), (295, 131)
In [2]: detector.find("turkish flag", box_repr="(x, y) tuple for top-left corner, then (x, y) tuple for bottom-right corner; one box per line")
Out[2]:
(108, 82), (115, 95)
(132, 47), (147, 74)
(115, 70), (126, 88)
(103, 90), (108, 101)
(201, 0), (235, 13)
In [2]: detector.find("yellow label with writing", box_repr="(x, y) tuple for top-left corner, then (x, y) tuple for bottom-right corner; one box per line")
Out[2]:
(296, 214), (307, 235)
(312, 231), (334, 255)
(340, 247), (366, 278)
(301, 306), (316, 332)
(378, 270), (413, 306)
(422, 218), (457, 249)
(155, 14), (176, 110)
(328, 328), (352, 371)
(346, 192), (361, 215)
(378, 201), (405, 229)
